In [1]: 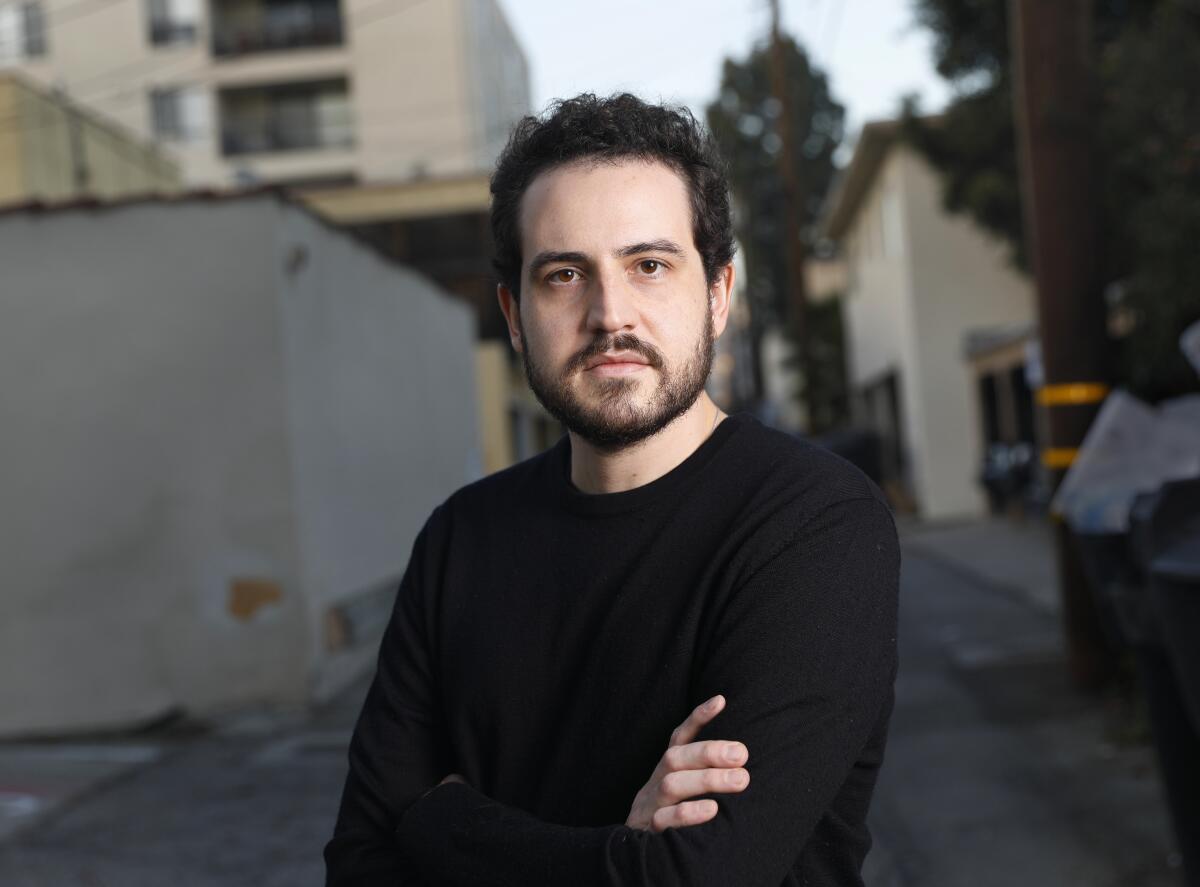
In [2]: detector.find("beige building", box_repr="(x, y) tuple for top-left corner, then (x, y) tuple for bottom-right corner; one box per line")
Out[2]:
(821, 120), (1036, 520)
(0, 71), (180, 204)
(4, 0), (529, 187)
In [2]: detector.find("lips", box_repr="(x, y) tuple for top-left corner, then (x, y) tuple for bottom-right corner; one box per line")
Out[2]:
(584, 353), (650, 371)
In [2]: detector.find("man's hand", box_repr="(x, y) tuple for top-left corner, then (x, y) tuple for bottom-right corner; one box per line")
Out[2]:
(625, 694), (750, 833)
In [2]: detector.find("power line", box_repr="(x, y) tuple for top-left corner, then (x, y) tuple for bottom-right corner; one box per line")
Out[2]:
(0, 0), (130, 52)
(0, 85), (509, 139)
(1, 0), (434, 104)
(0, 0), (443, 143)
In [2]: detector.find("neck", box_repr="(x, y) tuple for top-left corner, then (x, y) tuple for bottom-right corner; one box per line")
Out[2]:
(569, 394), (725, 494)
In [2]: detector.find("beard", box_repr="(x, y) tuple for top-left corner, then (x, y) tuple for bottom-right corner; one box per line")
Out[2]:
(519, 309), (716, 452)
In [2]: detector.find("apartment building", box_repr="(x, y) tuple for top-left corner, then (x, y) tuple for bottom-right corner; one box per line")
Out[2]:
(2, 0), (530, 186)
(820, 120), (1036, 520)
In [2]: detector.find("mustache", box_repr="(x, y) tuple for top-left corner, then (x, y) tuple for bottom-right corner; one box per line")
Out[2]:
(564, 333), (665, 375)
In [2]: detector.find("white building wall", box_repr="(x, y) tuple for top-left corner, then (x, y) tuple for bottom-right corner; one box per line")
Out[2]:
(271, 200), (479, 700)
(843, 150), (925, 492)
(839, 142), (1034, 520)
(898, 147), (1034, 519)
(0, 199), (307, 734)
(0, 193), (479, 736)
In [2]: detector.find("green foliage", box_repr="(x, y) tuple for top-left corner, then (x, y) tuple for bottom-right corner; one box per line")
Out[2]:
(900, 88), (1026, 268)
(1101, 1), (1200, 399)
(705, 36), (848, 426)
(789, 297), (850, 435)
(906, 0), (1200, 400)
(705, 36), (844, 329)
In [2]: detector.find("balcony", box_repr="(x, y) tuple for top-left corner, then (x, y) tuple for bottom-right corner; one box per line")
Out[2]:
(210, 0), (343, 58)
(219, 79), (353, 156)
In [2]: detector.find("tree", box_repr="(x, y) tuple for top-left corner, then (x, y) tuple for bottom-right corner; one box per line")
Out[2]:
(705, 35), (847, 429)
(1099, 1), (1200, 399)
(903, 0), (1200, 401)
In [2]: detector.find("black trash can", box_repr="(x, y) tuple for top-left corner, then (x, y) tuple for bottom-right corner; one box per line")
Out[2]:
(1072, 529), (1150, 651)
(1137, 479), (1200, 887)
(1151, 533), (1200, 732)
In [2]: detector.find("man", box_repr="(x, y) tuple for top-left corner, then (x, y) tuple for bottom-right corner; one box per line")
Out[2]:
(325, 93), (899, 886)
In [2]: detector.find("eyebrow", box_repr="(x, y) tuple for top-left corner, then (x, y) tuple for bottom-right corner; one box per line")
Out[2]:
(527, 240), (687, 276)
(615, 239), (687, 259)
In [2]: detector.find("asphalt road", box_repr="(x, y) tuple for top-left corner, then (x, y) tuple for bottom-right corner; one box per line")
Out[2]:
(0, 543), (1184, 886)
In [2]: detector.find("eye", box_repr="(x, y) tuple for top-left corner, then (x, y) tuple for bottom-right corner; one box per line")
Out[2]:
(548, 268), (580, 284)
(637, 259), (665, 275)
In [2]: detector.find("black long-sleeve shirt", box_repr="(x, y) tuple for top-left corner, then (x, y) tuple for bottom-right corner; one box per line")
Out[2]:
(325, 413), (900, 886)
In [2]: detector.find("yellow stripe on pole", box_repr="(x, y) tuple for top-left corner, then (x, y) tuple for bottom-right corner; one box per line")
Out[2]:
(1042, 447), (1080, 469)
(1037, 382), (1109, 406)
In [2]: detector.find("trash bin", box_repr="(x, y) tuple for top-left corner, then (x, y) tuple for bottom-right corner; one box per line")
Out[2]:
(1072, 529), (1149, 651)
(1150, 532), (1200, 733)
(1134, 636), (1200, 887)
(1139, 480), (1200, 887)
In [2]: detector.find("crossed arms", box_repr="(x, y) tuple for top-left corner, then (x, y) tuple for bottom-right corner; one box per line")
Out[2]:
(324, 496), (899, 886)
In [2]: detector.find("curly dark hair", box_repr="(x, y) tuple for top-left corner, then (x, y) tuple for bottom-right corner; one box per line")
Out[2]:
(490, 93), (736, 299)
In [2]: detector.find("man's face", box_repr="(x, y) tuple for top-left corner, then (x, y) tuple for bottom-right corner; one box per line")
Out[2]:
(499, 159), (731, 451)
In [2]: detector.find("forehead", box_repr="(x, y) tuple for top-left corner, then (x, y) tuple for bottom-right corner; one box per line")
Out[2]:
(518, 159), (694, 258)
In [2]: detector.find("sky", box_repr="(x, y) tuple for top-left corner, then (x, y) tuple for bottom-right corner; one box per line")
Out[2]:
(499, 0), (953, 160)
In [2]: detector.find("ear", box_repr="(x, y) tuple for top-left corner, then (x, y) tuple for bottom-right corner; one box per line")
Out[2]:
(497, 283), (524, 353)
(708, 262), (735, 340)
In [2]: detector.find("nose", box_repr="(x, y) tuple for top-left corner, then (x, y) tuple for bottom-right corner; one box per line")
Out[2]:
(584, 267), (635, 334)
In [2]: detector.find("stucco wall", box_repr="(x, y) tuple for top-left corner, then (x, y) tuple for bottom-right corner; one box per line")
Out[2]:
(0, 78), (24, 199)
(0, 198), (306, 735)
(270, 200), (479, 700)
(0, 75), (180, 206)
(347, 0), (476, 181)
(899, 148), (1034, 519)
(842, 148), (925, 494)
(840, 143), (1034, 520)
(0, 193), (479, 736)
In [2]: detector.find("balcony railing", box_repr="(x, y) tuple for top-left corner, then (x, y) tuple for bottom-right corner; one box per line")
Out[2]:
(221, 118), (353, 155)
(149, 19), (199, 46)
(211, 6), (343, 57)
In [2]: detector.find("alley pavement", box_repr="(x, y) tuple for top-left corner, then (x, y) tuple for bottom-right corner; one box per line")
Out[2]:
(0, 517), (1186, 886)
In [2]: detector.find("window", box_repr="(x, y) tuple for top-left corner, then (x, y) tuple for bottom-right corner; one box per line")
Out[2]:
(150, 85), (210, 142)
(147, 0), (200, 46)
(219, 78), (353, 156)
(0, 2), (47, 63)
(210, 0), (343, 57)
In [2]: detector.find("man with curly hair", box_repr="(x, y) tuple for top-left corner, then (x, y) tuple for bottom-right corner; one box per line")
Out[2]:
(325, 93), (899, 887)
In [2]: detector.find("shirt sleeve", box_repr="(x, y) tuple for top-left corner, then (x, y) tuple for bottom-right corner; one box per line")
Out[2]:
(324, 511), (451, 886)
(395, 496), (901, 887)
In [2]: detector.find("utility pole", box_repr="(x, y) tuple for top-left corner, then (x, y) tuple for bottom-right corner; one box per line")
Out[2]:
(1010, 0), (1114, 689)
(768, 0), (812, 429)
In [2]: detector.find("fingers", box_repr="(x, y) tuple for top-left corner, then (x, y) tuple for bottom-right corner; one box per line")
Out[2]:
(656, 767), (750, 807)
(662, 739), (747, 774)
(669, 694), (725, 748)
(650, 799), (719, 833)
